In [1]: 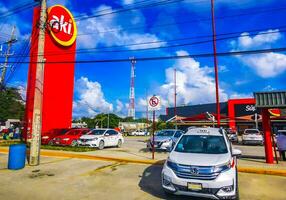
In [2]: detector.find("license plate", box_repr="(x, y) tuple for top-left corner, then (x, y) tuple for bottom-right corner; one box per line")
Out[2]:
(188, 183), (202, 191)
(55, 141), (59, 144)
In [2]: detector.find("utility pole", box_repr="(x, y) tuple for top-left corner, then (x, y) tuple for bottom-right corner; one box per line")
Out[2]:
(174, 68), (177, 129)
(211, 0), (221, 127)
(0, 26), (17, 88)
(29, 0), (47, 166)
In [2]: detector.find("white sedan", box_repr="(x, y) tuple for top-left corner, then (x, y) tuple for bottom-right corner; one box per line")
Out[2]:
(78, 128), (124, 149)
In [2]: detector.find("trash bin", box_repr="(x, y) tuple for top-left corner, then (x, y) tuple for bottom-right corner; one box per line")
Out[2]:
(8, 144), (27, 170)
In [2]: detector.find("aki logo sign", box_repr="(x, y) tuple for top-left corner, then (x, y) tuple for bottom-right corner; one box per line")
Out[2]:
(48, 5), (77, 46)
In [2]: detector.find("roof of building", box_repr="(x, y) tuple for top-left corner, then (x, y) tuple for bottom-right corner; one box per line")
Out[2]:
(160, 102), (228, 121)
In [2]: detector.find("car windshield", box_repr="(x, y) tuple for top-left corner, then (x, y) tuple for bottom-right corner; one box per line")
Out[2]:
(175, 135), (228, 154)
(88, 129), (106, 135)
(244, 129), (260, 134)
(156, 130), (175, 137)
(66, 130), (80, 135)
(59, 129), (69, 135)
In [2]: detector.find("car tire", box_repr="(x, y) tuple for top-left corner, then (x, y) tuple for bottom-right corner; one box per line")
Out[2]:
(71, 140), (78, 147)
(163, 189), (174, 197)
(98, 140), (104, 150)
(117, 139), (122, 148)
(48, 140), (54, 145)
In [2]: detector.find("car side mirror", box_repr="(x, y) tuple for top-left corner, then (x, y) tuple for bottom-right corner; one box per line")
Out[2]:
(105, 133), (109, 136)
(232, 148), (242, 157)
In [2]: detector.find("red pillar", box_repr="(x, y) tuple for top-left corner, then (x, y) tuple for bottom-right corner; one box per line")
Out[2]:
(261, 108), (274, 164)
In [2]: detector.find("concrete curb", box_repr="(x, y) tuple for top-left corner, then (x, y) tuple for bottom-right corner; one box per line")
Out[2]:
(0, 148), (285, 177)
(237, 166), (286, 177)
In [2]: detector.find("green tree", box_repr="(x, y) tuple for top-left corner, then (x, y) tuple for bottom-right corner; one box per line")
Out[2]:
(0, 87), (25, 121)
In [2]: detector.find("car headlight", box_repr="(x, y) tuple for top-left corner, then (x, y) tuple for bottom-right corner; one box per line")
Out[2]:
(42, 136), (49, 139)
(63, 138), (70, 141)
(92, 138), (98, 141)
(166, 160), (179, 171)
(163, 139), (172, 145)
(213, 159), (234, 173)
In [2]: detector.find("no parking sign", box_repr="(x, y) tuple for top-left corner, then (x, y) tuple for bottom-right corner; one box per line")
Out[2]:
(148, 95), (161, 111)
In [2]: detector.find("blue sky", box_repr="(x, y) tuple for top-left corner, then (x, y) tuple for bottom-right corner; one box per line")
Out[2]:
(0, 0), (286, 118)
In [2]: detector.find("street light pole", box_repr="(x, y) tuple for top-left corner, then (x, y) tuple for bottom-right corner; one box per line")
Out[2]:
(211, 0), (221, 127)
(29, 0), (47, 166)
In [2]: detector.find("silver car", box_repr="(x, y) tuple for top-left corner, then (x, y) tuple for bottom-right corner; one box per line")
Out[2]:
(147, 129), (184, 151)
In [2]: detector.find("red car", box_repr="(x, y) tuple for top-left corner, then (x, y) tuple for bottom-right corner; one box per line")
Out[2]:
(52, 128), (90, 146)
(41, 128), (70, 145)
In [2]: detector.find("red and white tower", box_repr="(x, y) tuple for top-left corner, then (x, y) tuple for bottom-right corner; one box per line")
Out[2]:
(128, 57), (136, 119)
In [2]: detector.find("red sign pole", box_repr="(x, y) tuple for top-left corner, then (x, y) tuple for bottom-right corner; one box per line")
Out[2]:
(262, 108), (274, 164)
(152, 110), (155, 160)
(211, 0), (221, 127)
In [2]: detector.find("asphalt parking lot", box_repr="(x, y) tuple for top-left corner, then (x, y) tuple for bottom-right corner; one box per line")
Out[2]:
(0, 137), (285, 200)
(80, 136), (266, 161)
(0, 153), (286, 200)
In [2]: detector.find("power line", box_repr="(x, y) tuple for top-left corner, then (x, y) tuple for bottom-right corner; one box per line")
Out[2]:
(0, 1), (37, 19)
(4, 47), (286, 64)
(76, 5), (286, 37)
(76, 0), (188, 21)
(74, 0), (166, 19)
(3, 23), (40, 86)
(8, 28), (286, 58)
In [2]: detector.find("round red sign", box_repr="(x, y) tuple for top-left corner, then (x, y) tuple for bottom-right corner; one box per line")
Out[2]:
(48, 5), (77, 46)
(149, 96), (159, 107)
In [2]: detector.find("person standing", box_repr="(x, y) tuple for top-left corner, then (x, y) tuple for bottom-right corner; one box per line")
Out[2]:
(277, 130), (286, 161)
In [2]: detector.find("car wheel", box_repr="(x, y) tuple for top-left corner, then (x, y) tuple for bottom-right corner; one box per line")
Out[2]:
(98, 140), (105, 150)
(71, 140), (78, 147)
(117, 139), (122, 148)
(48, 140), (54, 145)
(163, 189), (174, 197)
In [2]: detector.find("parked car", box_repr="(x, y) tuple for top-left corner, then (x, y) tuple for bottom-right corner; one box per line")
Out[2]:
(52, 128), (90, 146)
(146, 129), (184, 151)
(161, 127), (241, 199)
(41, 128), (70, 145)
(77, 128), (124, 150)
(242, 129), (263, 145)
(225, 128), (239, 143)
(130, 130), (150, 136)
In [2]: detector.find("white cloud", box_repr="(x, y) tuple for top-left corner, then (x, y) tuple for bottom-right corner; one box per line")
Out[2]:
(219, 65), (229, 73)
(116, 99), (124, 112)
(17, 85), (26, 101)
(73, 77), (113, 117)
(229, 93), (252, 99)
(158, 50), (228, 106)
(263, 85), (276, 91)
(234, 80), (249, 86)
(76, 5), (164, 50)
(231, 29), (286, 78)
(235, 30), (281, 49)
(242, 53), (286, 78)
(121, 0), (134, 5)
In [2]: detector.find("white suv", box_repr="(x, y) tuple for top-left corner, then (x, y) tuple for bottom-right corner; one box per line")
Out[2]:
(161, 128), (241, 200)
(77, 129), (124, 149)
(242, 129), (263, 145)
